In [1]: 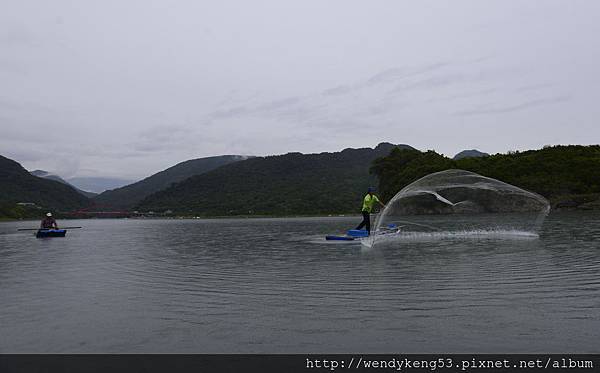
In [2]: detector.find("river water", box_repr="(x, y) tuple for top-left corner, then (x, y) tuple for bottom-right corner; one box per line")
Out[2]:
(0, 212), (599, 352)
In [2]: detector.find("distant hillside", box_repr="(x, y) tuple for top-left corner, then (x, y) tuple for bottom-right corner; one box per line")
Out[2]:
(30, 170), (97, 198)
(371, 145), (600, 209)
(94, 155), (249, 209)
(68, 176), (135, 194)
(0, 155), (90, 218)
(136, 143), (413, 216)
(453, 149), (489, 160)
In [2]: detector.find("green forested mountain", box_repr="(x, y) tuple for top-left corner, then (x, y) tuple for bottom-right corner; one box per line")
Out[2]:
(93, 155), (248, 209)
(0, 155), (91, 218)
(137, 143), (413, 216)
(371, 145), (600, 209)
(452, 149), (489, 160)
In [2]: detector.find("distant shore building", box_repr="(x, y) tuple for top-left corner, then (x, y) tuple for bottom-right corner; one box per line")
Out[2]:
(17, 202), (40, 208)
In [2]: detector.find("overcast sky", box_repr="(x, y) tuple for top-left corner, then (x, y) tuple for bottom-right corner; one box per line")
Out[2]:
(1, 0), (599, 179)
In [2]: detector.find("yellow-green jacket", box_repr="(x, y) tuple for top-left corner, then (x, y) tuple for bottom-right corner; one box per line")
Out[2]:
(362, 193), (381, 213)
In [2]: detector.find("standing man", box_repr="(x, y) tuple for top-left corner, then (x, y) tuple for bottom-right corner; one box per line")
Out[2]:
(355, 187), (385, 235)
(40, 212), (58, 229)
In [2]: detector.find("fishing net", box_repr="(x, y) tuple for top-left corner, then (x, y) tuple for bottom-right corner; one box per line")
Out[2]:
(368, 169), (550, 246)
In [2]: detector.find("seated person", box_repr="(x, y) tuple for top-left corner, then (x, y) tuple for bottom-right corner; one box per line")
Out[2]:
(40, 212), (58, 229)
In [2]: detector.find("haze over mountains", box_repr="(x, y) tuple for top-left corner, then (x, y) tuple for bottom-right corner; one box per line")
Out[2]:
(30, 170), (132, 195)
(68, 177), (135, 194)
(30, 170), (97, 198)
(0, 155), (90, 215)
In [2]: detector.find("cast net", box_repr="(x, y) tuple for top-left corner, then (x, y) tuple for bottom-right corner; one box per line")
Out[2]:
(366, 169), (550, 247)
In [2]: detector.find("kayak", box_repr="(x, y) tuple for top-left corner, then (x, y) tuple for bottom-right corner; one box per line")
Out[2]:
(36, 229), (67, 238)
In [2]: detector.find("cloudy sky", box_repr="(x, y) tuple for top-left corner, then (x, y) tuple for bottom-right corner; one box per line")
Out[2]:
(1, 0), (599, 180)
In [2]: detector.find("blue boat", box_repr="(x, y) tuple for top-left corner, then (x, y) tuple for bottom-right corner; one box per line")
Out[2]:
(325, 235), (355, 241)
(36, 229), (67, 238)
(325, 229), (369, 241)
(346, 229), (369, 238)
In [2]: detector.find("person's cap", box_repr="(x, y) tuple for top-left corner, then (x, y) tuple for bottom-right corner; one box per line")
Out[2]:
(368, 187), (376, 192)
(46, 212), (52, 217)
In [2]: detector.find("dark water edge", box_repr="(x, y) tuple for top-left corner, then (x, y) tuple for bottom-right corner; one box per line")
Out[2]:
(0, 211), (599, 353)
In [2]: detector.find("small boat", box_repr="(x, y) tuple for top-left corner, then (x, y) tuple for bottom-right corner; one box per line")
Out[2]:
(325, 229), (369, 241)
(325, 235), (355, 241)
(346, 229), (369, 238)
(36, 229), (67, 238)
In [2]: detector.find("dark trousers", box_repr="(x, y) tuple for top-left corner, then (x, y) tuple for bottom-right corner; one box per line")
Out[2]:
(355, 210), (370, 233)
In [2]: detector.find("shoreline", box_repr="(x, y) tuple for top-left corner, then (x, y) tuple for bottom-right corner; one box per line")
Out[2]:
(2, 208), (598, 223)
(0, 213), (365, 223)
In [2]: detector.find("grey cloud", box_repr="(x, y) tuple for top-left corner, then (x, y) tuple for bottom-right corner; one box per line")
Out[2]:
(233, 63), (456, 122)
(1, 0), (597, 178)
(138, 125), (189, 140)
(193, 61), (563, 135)
(395, 73), (467, 92)
(269, 105), (324, 123)
(256, 97), (300, 111)
(0, 97), (56, 114)
(463, 55), (495, 64)
(322, 85), (355, 96)
(388, 66), (531, 97)
(306, 119), (367, 131)
(363, 105), (393, 116)
(0, 24), (37, 48)
(425, 88), (498, 103)
(454, 96), (571, 116)
(366, 62), (449, 86)
(208, 106), (250, 120)
(0, 147), (46, 163)
(131, 125), (195, 153)
(366, 68), (407, 85)
(205, 96), (319, 124)
(515, 83), (554, 92)
(320, 62), (450, 98)
(0, 57), (29, 74)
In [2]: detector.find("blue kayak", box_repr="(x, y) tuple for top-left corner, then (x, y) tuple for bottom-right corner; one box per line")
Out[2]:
(36, 229), (67, 238)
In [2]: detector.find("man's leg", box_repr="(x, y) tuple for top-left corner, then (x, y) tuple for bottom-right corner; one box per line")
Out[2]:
(364, 211), (371, 234)
(356, 210), (367, 230)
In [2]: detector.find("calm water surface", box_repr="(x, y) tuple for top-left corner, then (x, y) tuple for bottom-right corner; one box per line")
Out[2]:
(0, 212), (599, 352)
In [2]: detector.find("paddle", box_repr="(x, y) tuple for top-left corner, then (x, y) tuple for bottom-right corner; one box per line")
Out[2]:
(17, 227), (83, 231)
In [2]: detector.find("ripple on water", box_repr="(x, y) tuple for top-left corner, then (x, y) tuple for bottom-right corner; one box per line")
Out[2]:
(1, 213), (600, 352)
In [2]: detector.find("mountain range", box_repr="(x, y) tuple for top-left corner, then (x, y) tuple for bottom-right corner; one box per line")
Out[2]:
(93, 155), (249, 209)
(1, 144), (412, 218)
(452, 149), (489, 160)
(136, 143), (413, 216)
(372, 145), (600, 210)
(6, 144), (597, 219)
(0, 155), (90, 218)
